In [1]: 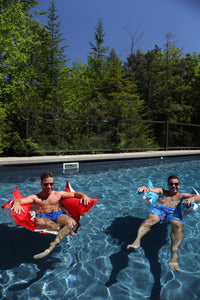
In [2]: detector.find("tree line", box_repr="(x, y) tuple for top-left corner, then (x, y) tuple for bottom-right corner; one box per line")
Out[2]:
(1, 0), (200, 156)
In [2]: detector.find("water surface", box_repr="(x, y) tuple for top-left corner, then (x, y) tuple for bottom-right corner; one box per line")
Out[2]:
(0, 156), (200, 299)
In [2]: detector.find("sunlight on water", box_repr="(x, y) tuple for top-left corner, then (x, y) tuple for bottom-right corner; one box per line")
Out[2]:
(0, 156), (200, 299)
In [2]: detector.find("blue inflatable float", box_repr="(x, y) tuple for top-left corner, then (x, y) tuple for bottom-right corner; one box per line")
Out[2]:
(140, 179), (199, 218)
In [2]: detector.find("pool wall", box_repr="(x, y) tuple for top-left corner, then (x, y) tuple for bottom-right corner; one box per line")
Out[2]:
(1, 150), (200, 165)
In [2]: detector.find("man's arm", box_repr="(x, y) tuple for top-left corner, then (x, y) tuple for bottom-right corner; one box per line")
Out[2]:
(60, 191), (91, 206)
(183, 194), (200, 208)
(12, 195), (36, 214)
(137, 185), (163, 195)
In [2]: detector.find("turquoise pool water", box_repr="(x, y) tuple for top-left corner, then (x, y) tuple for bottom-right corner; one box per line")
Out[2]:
(1, 156), (200, 299)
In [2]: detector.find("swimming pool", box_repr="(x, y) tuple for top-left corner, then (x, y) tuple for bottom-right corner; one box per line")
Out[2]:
(1, 156), (200, 300)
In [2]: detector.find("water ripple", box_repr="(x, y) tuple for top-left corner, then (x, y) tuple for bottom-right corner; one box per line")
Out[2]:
(1, 157), (200, 299)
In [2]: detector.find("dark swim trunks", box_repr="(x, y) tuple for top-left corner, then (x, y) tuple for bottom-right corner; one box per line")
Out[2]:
(36, 211), (63, 222)
(150, 205), (183, 223)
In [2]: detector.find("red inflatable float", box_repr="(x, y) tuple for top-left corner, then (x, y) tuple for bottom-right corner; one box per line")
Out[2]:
(2, 181), (99, 234)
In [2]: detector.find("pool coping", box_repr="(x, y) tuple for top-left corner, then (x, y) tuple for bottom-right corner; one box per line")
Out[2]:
(1, 150), (200, 166)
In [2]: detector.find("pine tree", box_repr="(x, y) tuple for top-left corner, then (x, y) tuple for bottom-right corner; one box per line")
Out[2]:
(102, 49), (153, 149)
(35, 0), (68, 110)
(46, 0), (68, 85)
(88, 18), (109, 76)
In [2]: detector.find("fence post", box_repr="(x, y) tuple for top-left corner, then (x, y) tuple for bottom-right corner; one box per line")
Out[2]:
(25, 109), (29, 156)
(165, 120), (169, 151)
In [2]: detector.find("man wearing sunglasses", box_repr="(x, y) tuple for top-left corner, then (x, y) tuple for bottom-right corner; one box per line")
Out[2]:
(127, 175), (199, 272)
(12, 171), (91, 259)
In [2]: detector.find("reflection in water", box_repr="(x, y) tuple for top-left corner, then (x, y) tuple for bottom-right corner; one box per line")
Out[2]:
(105, 216), (168, 300)
(1, 157), (200, 299)
(0, 224), (60, 292)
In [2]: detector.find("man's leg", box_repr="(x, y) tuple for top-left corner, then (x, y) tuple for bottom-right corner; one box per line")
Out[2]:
(127, 214), (160, 249)
(34, 214), (77, 259)
(35, 216), (61, 231)
(169, 220), (184, 272)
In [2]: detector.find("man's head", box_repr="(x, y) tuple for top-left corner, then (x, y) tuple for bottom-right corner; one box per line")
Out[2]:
(40, 171), (54, 181)
(168, 175), (180, 193)
(40, 171), (54, 193)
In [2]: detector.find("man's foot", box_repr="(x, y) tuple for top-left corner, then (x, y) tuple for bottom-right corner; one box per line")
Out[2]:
(127, 241), (140, 250)
(33, 237), (60, 259)
(169, 259), (181, 272)
(33, 248), (52, 259)
(33, 226), (76, 259)
(70, 231), (76, 236)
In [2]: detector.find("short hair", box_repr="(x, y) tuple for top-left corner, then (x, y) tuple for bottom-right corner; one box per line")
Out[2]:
(40, 171), (54, 181)
(168, 175), (179, 183)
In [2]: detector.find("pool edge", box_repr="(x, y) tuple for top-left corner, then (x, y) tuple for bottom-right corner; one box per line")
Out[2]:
(1, 150), (200, 166)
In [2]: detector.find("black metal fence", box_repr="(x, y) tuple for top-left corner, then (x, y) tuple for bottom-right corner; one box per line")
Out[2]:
(25, 109), (200, 155)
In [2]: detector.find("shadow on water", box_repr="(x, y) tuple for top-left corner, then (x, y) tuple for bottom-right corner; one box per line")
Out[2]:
(105, 216), (168, 300)
(0, 224), (61, 292)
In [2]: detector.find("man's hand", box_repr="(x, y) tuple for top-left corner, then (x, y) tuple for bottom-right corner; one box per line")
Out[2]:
(11, 201), (25, 214)
(137, 185), (149, 193)
(183, 197), (195, 208)
(79, 195), (91, 206)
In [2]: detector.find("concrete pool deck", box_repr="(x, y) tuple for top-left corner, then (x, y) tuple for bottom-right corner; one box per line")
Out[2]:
(0, 150), (200, 166)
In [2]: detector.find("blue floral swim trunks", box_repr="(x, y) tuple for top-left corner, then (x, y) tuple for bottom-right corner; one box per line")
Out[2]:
(150, 205), (183, 223)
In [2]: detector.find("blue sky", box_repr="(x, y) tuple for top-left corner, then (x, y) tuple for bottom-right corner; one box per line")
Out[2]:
(36, 0), (200, 65)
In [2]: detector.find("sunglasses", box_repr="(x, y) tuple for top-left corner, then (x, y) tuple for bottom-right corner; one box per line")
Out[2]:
(169, 182), (179, 187)
(42, 182), (54, 187)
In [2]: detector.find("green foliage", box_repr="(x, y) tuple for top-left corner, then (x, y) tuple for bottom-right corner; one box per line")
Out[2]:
(0, 105), (7, 154)
(0, 0), (200, 156)
(0, 0), (42, 155)
(61, 61), (97, 115)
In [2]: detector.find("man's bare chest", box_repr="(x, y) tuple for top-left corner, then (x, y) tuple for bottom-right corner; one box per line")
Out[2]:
(157, 195), (181, 207)
(36, 192), (60, 205)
